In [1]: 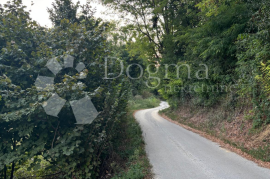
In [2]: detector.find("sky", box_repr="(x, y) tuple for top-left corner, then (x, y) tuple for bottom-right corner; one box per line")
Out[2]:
(1, 0), (117, 27)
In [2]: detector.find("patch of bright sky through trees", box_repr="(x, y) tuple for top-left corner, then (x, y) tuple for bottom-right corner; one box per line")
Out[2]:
(1, 0), (119, 27)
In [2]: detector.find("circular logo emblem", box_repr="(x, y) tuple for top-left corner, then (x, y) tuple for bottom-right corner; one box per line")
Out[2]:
(35, 55), (98, 124)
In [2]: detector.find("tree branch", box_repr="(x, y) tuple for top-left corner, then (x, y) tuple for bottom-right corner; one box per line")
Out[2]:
(51, 121), (60, 149)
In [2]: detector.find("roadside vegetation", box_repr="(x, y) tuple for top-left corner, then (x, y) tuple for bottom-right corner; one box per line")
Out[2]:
(128, 94), (160, 111)
(10, 95), (159, 179)
(104, 94), (160, 179)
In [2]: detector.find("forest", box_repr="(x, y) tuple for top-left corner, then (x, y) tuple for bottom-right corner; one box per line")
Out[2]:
(1, 0), (270, 178)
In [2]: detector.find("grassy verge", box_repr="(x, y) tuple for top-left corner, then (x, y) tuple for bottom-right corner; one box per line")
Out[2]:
(107, 95), (160, 179)
(127, 95), (161, 111)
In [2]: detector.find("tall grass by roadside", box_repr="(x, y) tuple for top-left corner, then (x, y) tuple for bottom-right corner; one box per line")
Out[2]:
(110, 114), (152, 179)
(109, 95), (160, 179)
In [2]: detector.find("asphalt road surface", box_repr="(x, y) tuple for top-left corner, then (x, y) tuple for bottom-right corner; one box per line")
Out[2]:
(134, 101), (270, 179)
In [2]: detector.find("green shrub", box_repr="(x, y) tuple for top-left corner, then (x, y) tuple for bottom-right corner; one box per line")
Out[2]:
(128, 96), (160, 111)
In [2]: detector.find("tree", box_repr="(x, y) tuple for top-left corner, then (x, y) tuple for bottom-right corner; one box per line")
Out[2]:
(0, 1), (129, 178)
(48, 0), (80, 26)
(102, 0), (200, 60)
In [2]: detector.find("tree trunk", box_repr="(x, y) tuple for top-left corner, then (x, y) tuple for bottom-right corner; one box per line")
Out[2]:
(4, 165), (7, 179)
(10, 137), (16, 179)
(10, 162), (15, 179)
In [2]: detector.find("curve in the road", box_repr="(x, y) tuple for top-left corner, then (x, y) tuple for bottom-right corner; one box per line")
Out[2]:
(134, 101), (270, 179)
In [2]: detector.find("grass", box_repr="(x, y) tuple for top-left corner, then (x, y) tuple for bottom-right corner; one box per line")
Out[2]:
(241, 145), (270, 162)
(106, 95), (160, 179)
(128, 95), (160, 111)
(110, 114), (152, 179)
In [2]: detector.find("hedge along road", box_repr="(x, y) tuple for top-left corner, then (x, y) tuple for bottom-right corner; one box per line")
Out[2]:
(134, 101), (270, 179)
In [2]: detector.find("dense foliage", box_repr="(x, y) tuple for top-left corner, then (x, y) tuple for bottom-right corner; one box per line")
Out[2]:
(102, 0), (270, 127)
(0, 0), (130, 178)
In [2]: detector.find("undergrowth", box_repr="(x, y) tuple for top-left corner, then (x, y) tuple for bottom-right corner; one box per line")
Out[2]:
(109, 114), (152, 179)
(102, 95), (160, 179)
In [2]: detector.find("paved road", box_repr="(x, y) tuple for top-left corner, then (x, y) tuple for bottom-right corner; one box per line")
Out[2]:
(134, 101), (270, 179)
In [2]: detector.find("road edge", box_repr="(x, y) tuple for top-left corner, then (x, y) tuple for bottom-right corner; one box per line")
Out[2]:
(159, 112), (270, 169)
